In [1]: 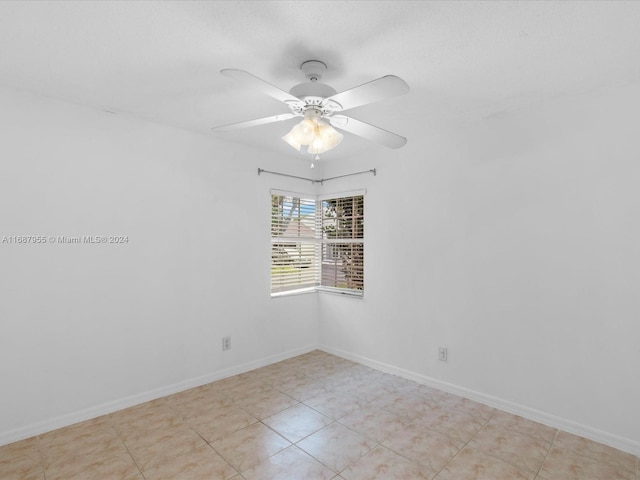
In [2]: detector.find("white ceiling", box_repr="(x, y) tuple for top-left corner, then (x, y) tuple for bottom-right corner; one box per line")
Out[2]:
(1, 1), (639, 160)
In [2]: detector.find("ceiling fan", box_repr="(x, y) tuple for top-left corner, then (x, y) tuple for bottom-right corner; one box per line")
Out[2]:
(212, 60), (409, 158)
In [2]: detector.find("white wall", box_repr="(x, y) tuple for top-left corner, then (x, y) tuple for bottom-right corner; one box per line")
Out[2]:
(319, 82), (640, 453)
(2, 79), (639, 454)
(0, 87), (319, 443)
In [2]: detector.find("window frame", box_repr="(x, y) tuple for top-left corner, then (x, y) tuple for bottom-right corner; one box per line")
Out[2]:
(270, 189), (365, 298)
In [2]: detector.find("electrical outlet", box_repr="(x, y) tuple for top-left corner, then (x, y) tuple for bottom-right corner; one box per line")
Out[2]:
(222, 336), (231, 351)
(438, 347), (447, 362)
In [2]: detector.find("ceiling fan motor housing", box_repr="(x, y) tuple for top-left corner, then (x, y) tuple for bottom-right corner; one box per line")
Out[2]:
(287, 60), (338, 116)
(288, 82), (337, 115)
(289, 81), (337, 100)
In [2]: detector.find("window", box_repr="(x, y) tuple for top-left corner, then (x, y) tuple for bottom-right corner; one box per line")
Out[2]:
(270, 195), (320, 294)
(320, 195), (364, 292)
(271, 190), (364, 296)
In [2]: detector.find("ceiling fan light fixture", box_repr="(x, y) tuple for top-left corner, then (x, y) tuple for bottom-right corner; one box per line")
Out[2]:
(281, 131), (302, 151)
(317, 123), (343, 150)
(308, 136), (327, 155)
(282, 114), (342, 155)
(289, 118), (315, 144)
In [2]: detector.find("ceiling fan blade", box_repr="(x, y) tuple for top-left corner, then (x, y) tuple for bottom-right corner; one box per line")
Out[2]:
(221, 69), (303, 107)
(321, 75), (409, 112)
(330, 115), (407, 149)
(212, 113), (297, 132)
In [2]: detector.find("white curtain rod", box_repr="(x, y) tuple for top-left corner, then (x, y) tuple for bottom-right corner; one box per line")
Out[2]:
(257, 168), (376, 185)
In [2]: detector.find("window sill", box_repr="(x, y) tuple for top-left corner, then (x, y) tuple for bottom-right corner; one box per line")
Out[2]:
(270, 287), (317, 299)
(271, 287), (364, 299)
(317, 287), (364, 298)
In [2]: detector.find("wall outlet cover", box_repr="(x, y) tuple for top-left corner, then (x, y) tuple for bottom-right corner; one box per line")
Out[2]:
(438, 347), (447, 362)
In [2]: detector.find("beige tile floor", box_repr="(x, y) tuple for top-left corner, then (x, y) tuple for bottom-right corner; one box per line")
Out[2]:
(1, 350), (638, 479)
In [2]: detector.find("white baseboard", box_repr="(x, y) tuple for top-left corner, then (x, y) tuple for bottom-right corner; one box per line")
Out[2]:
(5, 343), (638, 457)
(0, 344), (318, 447)
(320, 345), (640, 456)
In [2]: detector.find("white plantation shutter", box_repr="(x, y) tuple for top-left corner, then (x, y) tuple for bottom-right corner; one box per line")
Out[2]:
(271, 194), (320, 294)
(271, 190), (364, 296)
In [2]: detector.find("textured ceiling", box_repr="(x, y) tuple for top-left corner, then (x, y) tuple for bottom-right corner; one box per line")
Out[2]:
(1, 1), (639, 160)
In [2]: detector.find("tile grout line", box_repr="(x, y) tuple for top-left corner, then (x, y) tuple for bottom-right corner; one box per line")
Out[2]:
(190, 425), (236, 473)
(533, 429), (560, 480)
(201, 421), (254, 477)
(296, 387), (393, 476)
(189, 372), (332, 476)
(35, 436), (48, 480)
(368, 402), (467, 474)
(235, 419), (295, 476)
(545, 429), (638, 476)
(296, 409), (382, 477)
(138, 397), (241, 479)
(374, 428), (444, 477)
(110, 417), (147, 479)
(429, 408), (495, 479)
(41, 456), (48, 480)
(191, 373), (355, 476)
(259, 364), (382, 478)
(462, 416), (556, 478)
